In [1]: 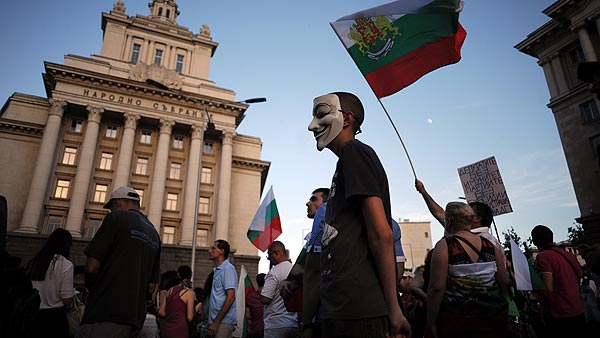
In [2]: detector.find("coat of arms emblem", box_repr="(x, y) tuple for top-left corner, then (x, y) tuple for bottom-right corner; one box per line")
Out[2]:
(348, 16), (401, 60)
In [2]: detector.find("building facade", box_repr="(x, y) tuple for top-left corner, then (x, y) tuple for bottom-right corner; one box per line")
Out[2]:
(399, 220), (433, 270)
(516, 0), (600, 244)
(0, 0), (269, 277)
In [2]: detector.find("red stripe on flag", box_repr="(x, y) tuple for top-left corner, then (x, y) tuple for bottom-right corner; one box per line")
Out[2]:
(251, 215), (282, 251)
(365, 24), (467, 98)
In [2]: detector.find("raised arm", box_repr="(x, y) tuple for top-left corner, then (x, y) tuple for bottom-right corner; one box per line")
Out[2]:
(415, 179), (446, 227)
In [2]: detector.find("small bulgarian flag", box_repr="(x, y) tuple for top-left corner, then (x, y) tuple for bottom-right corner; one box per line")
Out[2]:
(510, 239), (545, 291)
(330, 0), (467, 98)
(233, 265), (255, 338)
(247, 186), (282, 251)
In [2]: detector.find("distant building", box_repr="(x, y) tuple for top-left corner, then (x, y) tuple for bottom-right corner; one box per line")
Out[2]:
(0, 0), (269, 278)
(515, 0), (600, 244)
(399, 220), (433, 270)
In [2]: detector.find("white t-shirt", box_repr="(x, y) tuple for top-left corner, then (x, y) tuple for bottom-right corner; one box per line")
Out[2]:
(261, 260), (297, 329)
(32, 254), (75, 309)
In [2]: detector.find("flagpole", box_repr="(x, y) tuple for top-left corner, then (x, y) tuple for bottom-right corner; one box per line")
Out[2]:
(376, 98), (417, 179)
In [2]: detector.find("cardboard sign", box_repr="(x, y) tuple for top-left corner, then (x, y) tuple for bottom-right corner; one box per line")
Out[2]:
(458, 156), (513, 216)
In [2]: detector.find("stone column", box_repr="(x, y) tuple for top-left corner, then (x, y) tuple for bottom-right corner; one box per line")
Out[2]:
(147, 118), (175, 230)
(539, 57), (559, 98)
(17, 99), (67, 233)
(65, 106), (104, 236)
(113, 112), (140, 188)
(180, 124), (205, 245)
(215, 131), (235, 241)
(550, 53), (569, 95)
(576, 24), (598, 62)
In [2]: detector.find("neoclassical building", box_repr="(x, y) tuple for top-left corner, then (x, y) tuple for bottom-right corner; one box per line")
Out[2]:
(516, 0), (600, 244)
(0, 0), (269, 273)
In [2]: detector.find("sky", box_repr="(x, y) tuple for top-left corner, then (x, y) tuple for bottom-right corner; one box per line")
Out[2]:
(0, 0), (578, 273)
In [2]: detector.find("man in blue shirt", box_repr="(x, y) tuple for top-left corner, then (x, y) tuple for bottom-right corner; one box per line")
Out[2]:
(208, 239), (237, 338)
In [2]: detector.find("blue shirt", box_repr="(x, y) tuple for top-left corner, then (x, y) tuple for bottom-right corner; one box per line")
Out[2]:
(392, 219), (406, 262)
(306, 202), (327, 253)
(209, 259), (238, 325)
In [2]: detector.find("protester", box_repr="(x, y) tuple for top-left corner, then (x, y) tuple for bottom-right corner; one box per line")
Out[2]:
(76, 186), (161, 338)
(207, 240), (237, 338)
(427, 202), (508, 338)
(27, 228), (74, 338)
(159, 265), (195, 338)
(260, 241), (299, 338)
(531, 225), (586, 338)
(198, 271), (214, 338)
(246, 273), (265, 338)
(308, 92), (410, 338)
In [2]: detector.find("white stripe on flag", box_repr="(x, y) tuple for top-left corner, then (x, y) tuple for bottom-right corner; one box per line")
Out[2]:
(233, 265), (248, 338)
(510, 239), (533, 290)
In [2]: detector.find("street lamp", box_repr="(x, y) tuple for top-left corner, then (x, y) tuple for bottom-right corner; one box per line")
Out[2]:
(146, 79), (266, 284)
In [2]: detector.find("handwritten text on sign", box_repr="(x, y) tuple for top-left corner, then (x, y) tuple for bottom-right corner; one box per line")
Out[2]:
(458, 156), (513, 216)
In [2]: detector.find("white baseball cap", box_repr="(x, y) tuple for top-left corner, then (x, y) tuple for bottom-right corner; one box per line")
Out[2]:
(103, 186), (140, 209)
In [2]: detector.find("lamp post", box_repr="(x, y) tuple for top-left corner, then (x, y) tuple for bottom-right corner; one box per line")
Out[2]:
(146, 79), (265, 284)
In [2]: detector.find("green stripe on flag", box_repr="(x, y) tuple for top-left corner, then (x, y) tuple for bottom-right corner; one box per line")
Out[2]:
(247, 230), (261, 242)
(265, 199), (279, 225)
(347, 13), (459, 74)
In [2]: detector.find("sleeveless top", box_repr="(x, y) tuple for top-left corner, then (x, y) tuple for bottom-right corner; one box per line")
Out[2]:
(162, 284), (190, 338)
(441, 235), (507, 316)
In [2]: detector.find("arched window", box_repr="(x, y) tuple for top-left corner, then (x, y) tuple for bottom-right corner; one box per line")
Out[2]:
(158, 7), (163, 16)
(166, 9), (171, 18)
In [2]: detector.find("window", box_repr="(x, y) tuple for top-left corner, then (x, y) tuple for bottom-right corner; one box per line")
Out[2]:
(99, 153), (113, 170)
(591, 135), (600, 159)
(424, 232), (429, 238)
(569, 47), (586, 64)
(46, 215), (63, 234)
(93, 184), (108, 203)
(162, 226), (175, 245)
(158, 7), (163, 16)
(62, 147), (77, 165)
(135, 189), (144, 206)
(169, 163), (181, 179)
(580, 100), (600, 124)
(69, 119), (83, 133)
(140, 131), (152, 144)
(131, 43), (141, 63)
(106, 125), (118, 138)
(196, 229), (208, 247)
(135, 158), (148, 175)
(154, 49), (163, 66)
(166, 193), (178, 211)
(86, 219), (102, 239)
(54, 180), (70, 199)
(201, 167), (212, 184)
(204, 142), (214, 154)
(199, 197), (210, 214)
(166, 9), (171, 18)
(176, 54), (184, 73)
(173, 136), (184, 149)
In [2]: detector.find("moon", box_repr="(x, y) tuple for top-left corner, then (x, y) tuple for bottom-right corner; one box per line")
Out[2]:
(427, 118), (433, 124)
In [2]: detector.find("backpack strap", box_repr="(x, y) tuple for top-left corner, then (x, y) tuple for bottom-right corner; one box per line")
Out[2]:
(546, 247), (581, 281)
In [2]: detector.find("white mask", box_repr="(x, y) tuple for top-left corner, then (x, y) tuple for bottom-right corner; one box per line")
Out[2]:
(308, 94), (344, 151)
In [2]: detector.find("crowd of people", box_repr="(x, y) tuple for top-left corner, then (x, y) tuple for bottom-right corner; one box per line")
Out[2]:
(2, 91), (600, 338)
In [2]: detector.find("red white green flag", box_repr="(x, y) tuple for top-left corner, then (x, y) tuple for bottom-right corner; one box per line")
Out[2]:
(247, 186), (282, 251)
(233, 265), (255, 338)
(331, 0), (467, 98)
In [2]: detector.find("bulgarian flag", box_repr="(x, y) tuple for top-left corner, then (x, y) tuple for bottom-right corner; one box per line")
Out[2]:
(510, 239), (545, 291)
(331, 0), (467, 98)
(247, 186), (282, 251)
(233, 265), (255, 338)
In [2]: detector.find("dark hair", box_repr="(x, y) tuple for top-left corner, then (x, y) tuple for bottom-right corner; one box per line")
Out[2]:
(215, 239), (231, 259)
(160, 270), (179, 290)
(333, 91), (364, 133)
(531, 225), (554, 247)
(27, 228), (72, 281)
(469, 201), (494, 227)
(256, 273), (266, 288)
(178, 265), (192, 280)
(203, 271), (215, 302)
(312, 188), (330, 202)
(193, 287), (205, 302)
(163, 275), (181, 291)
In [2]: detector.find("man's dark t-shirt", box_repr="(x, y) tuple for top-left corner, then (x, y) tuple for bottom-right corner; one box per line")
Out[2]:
(321, 139), (392, 320)
(82, 209), (161, 329)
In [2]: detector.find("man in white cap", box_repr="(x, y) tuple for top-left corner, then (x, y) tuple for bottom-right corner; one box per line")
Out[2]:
(77, 186), (161, 338)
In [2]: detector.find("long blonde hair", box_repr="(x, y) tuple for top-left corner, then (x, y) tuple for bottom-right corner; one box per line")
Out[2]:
(445, 202), (474, 233)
